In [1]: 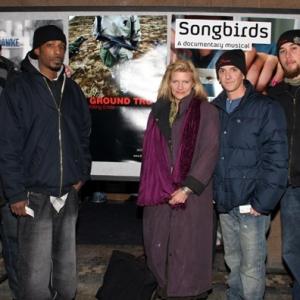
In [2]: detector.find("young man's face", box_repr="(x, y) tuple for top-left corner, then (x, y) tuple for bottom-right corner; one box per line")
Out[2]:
(278, 42), (300, 79)
(34, 40), (66, 76)
(218, 65), (245, 99)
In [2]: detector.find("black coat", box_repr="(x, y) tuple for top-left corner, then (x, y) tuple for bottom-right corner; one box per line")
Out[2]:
(268, 81), (300, 187)
(213, 81), (288, 214)
(0, 53), (91, 204)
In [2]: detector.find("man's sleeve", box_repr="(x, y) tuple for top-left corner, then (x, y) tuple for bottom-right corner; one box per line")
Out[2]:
(0, 83), (27, 204)
(252, 100), (288, 213)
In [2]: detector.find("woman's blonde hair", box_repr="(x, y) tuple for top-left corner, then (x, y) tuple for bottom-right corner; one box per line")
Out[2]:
(157, 59), (207, 101)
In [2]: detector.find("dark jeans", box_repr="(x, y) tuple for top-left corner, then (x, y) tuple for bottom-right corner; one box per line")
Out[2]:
(18, 189), (78, 300)
(0, 203), (19, 299)
(281, 186), (300, 300)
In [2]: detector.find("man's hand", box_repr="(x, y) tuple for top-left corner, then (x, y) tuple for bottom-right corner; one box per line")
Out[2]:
(250, 207), (261, 216)
(73, 181), (83, 191)
(10, 200), (28, 216)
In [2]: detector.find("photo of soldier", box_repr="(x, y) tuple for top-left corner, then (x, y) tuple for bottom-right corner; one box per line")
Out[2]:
(69, 15), (167, 98)
(92, 15), (141, 68)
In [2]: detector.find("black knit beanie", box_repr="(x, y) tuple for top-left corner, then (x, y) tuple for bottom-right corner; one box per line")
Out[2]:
(215, 49), (246, 77)
(277, 29), (300, 54)
(32, 25), (66, 50)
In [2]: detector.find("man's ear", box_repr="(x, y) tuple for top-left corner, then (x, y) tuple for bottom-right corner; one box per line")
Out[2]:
(34, 48), (40, 57)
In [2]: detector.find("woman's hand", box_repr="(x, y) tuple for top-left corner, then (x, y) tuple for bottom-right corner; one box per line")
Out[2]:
(64, 65), (73, 78)
(245, 48), (284, 93)
(169, 188), (189, 206)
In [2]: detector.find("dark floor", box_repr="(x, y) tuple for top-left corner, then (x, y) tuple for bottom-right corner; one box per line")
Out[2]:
(0, 199), (293, 299)
(0, 244), (293, 299)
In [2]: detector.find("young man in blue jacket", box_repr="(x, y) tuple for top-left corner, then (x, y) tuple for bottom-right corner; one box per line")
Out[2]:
(0, 25), (91, 300)
(268, 29), (300, 300)
(212, 49), (288, 300)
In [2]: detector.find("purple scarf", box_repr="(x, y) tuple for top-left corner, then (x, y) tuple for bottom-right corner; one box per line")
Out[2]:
(137, 98), (201, 206)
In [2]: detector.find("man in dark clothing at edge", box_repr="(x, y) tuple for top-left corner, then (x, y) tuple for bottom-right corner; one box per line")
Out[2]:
(0, 44), (19, 300)
(268, 29), (300, 300)
(0, 25), (91, 300)
(212, 49), (288, 300)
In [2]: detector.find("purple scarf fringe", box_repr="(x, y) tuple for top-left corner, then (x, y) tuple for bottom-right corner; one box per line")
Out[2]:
(137, 98), (201, 206)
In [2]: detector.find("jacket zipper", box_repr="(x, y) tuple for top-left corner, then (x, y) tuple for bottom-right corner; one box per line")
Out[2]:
(285, 86), (300, 183)
(284, 87), (299, 182)
(44, 75), (66, 196)
(289, 96), (296, 182)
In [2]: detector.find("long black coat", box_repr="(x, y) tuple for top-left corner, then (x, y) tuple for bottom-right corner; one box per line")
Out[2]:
(143, 95), (219, 297)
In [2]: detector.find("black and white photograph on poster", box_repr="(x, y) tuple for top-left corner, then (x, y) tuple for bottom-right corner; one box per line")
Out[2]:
(171, 14), (300, 99)
(68, 15), (168, 163)
(0, 19), (64, 69)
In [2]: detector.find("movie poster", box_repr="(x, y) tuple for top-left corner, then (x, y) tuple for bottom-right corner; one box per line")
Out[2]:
(1, 10), (299, 179)
(68, 15), (168, 163)
(171, 14), (300, 100)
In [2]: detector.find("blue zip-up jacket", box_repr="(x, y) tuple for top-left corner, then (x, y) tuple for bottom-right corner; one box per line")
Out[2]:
(212, 80), (288, 214)
(0, 52), (91, 204)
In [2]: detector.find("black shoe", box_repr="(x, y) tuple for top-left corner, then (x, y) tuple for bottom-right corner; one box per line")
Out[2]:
(197, 291), (209, 299)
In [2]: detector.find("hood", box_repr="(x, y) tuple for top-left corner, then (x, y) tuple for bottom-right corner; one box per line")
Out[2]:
(20, 51), (64, 78)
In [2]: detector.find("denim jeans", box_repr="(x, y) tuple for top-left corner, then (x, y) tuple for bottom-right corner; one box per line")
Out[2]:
(281, 186), (300, 300)
(219, 207), (270, 300)
(0, 203), (19, 299)
(18, 189), (78, 300)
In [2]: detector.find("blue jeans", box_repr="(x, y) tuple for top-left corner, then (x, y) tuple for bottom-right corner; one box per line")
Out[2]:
(281, 186), (300, 300)
(219, 207), (270, 300)
(18, 189), (78, 300)
(0, 203), (19, 299)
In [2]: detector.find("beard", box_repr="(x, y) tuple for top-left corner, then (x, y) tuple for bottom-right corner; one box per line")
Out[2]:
(49, 57), (64, 72)
(283, 64), (300, 79)
(50, 65), (62, 72)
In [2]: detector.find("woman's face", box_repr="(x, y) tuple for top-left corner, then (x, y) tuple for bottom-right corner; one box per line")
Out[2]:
(170, 71), (194, 100)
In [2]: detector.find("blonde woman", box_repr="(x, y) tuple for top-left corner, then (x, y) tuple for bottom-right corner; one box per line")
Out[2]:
(138, 60), (220, 299)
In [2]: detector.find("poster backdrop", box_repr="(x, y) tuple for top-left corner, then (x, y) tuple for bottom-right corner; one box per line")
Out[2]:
(0, 10), (299, 179)
(172, 14), (300, 99)
(0, 19), (64, 65)
(68, 15), (168, 163)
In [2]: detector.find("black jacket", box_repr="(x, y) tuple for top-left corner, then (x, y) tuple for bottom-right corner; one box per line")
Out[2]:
(268, 81), (300, 187)
(213, 81), (288, 214)
(0, 53), (91, 204)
